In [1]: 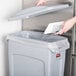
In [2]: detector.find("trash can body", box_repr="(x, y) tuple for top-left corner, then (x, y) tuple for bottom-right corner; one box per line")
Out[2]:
(7, 31), (69, 76)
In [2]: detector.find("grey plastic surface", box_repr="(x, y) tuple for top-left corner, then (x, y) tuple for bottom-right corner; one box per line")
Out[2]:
(8, 4), (70, 20)
(7, 31), (70, 76)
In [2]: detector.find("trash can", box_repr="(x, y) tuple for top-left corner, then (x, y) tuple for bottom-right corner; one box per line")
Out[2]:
(7, 31), (69, 76)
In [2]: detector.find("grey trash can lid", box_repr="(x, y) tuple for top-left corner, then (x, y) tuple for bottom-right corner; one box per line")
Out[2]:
(8, 3), (70, 20)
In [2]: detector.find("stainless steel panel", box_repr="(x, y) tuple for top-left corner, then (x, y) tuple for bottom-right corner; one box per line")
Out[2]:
(64, 49), (71, 76)
(71, 56), (76, 76)
(22, 1), (76, 76)
(22, 0), (73, 31)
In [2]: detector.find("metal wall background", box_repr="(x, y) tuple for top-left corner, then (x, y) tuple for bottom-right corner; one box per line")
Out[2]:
(22, 0), (73, 31)
(22, 0), (75, 76)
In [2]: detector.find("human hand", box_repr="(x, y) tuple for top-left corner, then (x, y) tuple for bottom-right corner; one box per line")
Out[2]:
(56, 18), (76, 35)
(36, 0), (47, 6)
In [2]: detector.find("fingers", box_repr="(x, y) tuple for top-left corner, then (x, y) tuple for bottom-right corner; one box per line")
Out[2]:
(36, 2), (45, 6)
(55, 30), (64, 35)
(55, 26), (68, 35)
(55, 22), (65, 35)
(36, 0), (46, 6)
